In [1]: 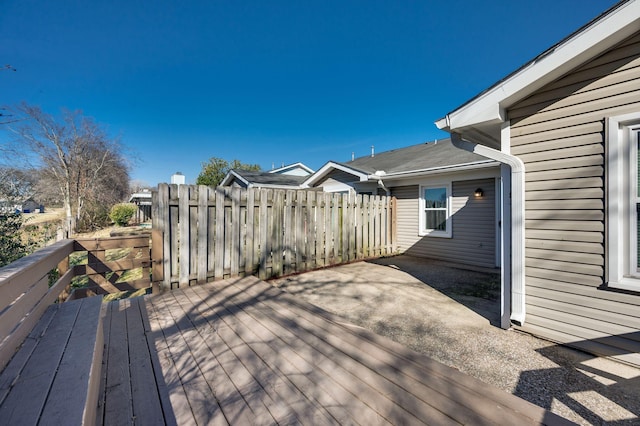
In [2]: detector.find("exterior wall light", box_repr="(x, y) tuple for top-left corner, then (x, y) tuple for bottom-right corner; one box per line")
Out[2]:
(474, 188), (484, 197)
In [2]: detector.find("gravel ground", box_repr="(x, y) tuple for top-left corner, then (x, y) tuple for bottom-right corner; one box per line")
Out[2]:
(271, 255), (640, 426)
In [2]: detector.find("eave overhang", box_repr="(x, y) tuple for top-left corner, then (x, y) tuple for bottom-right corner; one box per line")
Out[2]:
(436, 0), (640, 146)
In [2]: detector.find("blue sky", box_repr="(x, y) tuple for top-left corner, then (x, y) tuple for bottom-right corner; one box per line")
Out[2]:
(1, 1), (619, 186)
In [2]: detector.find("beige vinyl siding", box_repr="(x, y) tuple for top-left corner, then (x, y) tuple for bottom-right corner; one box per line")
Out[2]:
(509, 32), (640, 366)
(392, 179), (496, 268)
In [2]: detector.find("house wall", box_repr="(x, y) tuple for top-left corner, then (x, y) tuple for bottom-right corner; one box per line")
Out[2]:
(391, 178), (497, 268)
(508, 32), (640, 365)
(315, 170), (361, 193)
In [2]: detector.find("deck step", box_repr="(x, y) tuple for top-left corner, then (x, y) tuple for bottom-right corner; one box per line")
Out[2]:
(0, 296), (105, 426)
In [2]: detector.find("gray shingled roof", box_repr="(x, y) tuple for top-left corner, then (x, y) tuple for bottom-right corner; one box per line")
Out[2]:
(338, 138), (492, 175)
(231, 170), (308, 186)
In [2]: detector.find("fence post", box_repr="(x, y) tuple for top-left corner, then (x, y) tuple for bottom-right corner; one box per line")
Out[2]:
(151, 229), (164, 293)
(57, 255), (70, 302)
(391, 196), (397, 253)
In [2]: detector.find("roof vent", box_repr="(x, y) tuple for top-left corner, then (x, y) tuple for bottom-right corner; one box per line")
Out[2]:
(371, 145), (375, 158)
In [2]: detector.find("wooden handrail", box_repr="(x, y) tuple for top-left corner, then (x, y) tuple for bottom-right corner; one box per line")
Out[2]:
(0, 234), (152, 372)
(0, 239), (75, 372)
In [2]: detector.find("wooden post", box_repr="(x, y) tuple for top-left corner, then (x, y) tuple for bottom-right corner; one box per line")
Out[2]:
(155, 184), (171, 292)
(151, 229), (164, 293)
(57, 255), (70, 302)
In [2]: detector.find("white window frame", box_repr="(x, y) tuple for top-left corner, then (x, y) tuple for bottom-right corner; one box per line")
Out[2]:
(419, 183), (452, 238)
(606, 113), (640, 292)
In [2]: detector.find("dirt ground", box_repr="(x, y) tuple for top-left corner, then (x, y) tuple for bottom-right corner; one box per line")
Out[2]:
(271, 255), (640, 426)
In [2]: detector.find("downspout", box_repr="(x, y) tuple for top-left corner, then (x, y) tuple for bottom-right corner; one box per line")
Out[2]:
(450, 132), (526, 326)
(377, 178), (391, 196)
(373, 171), (391, 196)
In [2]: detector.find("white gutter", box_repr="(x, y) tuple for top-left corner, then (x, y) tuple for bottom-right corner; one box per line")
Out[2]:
(247, 183), (304, 190)
(369, 160), (498, 181)
(451, 132), (526, 326)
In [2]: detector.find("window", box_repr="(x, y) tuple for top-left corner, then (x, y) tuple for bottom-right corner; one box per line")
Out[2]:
(633, 129), (640, 274)
(607, 114), (640, 291)
(419, 184), (451, 237)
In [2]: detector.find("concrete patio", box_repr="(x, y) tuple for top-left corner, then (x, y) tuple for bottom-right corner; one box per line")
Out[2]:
(271, 255), (640, 426)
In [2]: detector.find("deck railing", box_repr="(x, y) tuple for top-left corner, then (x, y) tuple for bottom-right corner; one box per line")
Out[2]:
(0, 240), (73, 371)
(0, 235), (151, 372)
(70, 234), (151, 299)
(152, 184), (397, 290)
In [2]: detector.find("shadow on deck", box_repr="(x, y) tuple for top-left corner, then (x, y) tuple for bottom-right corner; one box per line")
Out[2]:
(98, 276), (571, 425)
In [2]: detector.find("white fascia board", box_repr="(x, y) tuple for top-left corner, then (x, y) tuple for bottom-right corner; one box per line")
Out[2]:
(302, 162), (370, 187)
(247, 183), (302, 190)
(220, 170), (249, 187)
(270, 162), (314, 175)
(375, 160), (499, 181)
(129, 192), (152, 202)
(440, 0), (640, 132)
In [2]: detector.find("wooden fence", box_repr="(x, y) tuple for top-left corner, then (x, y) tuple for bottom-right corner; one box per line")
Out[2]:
(152, 184), (397, 290)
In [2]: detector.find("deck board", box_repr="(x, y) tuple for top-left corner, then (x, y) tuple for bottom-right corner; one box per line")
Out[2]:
(40, 296), (103, 425)
(0, 300), (81, 425)
(182, 284), (341, 425)
(126, 297), (165, 425)
(149, 291), (228, 425)
(98, 276), (573, 426)
(231, 276), (547, 425)
(184, 283), (351, 424)
(103, 299), (134, 425)
(135, 294), (197, 426)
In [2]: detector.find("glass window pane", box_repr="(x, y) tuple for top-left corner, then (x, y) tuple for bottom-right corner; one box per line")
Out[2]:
(425, 187), (447, 209)
(637, 204), (640, 272)
(637, 134), (640, 198)
(425, 210), (447, 231)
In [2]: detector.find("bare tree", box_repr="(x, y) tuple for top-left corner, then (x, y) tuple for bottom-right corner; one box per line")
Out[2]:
(130, 179), (153, 193)
(5, 104), (129, 234)
(0, 167), (37, 204)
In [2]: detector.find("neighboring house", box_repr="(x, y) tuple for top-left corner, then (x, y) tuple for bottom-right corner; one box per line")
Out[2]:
(21, 199), (42, 213)
(128, 190), (152, 222)
(270, 162), (314, 177)
(221, 163), (314, 189)
(303, 139), (501, 269)
(436, 0), (640, 366)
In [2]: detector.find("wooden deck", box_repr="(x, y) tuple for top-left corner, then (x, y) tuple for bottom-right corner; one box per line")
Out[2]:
(99, 276), (572, 425)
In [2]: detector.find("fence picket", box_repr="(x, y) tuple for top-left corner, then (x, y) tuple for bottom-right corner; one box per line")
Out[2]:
(214, 187), (225, 280)
(246, 189), (257, 276)
(273, 190), (284, 278)
(258, 189), (269, 280)
(283, 190), (294, 275)
(294, 190), (305, 273)
(178, 185), (190, 288)
(230, 187), (241, 277)
(197, 186), (208, 284)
